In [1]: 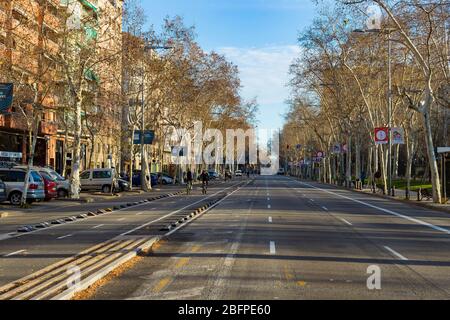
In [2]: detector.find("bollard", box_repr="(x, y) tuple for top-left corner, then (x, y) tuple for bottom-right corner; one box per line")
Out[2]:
(418, 188), (422, 201)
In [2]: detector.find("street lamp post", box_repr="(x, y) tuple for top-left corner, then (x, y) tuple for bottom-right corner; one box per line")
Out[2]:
(140, 43), (172, 191)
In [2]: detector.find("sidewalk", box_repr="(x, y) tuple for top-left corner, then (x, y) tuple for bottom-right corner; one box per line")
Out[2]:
(288, 176), (450, 214)
(357, 186), (450, 214)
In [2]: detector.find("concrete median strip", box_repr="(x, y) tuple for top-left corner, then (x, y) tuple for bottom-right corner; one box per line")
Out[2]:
(0, 236), (159, 300)
(7, 191), (182, 242)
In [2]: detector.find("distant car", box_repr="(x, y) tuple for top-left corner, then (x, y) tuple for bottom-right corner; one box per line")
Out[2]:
(15, 165), (71, 198)
(235, 170), (243, 177)
(0, 168), (46, 205)
(277, 168), (285, 175)
(157, 173), (174, 185)
(117, 179), (130, 192)
(0, 179), (7, 203)
(80, 168), (118, 193)
(208, 171), (219, 180)
(39, 171), (58, 201)
(131, 172), (158, 187)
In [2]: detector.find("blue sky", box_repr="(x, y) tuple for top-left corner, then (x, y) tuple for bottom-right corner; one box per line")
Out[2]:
(141, 0), (318, 131)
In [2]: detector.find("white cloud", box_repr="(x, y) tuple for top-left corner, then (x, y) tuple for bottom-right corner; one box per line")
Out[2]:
(218, 45), (301, 106)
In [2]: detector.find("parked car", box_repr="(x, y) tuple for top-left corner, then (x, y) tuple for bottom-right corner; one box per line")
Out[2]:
(156, 172), (174, 185)
(39, 171), (58, 201)
(79, 168), (118, 193)
(14, 166), (71, 198)
(0, 168), (46, 205)
(131, 171), (158, 187)
(235, 170), (243, 177)
(208, 171), (220, 180)
(117, 179), (130, 192)
(0, 178), (7, 203)
(277, 168), (285, 175)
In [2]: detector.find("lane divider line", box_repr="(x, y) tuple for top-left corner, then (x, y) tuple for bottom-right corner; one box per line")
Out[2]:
(384, 246), (408, 261)
(3, 250), (26, 257)
(339, 218), (353, 226)
(270, 241), (276, 255)
(268, 217), (273, 223)
(56, 234), (73, 240)
(91, 224), (104, 229)
(293, 180), (450, 235)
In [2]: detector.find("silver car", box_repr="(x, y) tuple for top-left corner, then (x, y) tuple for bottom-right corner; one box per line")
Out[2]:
(0, 168), (46, 205)
(14, 166), (71, 198)
(0, 179), (7, 203)
(80, 168), (118, 193)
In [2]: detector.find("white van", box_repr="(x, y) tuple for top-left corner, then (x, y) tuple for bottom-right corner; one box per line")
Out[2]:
(80, 168), (117, 193)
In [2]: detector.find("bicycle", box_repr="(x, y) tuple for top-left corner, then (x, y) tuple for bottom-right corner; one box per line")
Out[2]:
(186, 181), (193, 195)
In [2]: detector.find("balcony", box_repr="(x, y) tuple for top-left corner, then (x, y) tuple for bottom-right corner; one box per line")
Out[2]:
(1, 113), (27, 131)
(39, 120), (58, 135)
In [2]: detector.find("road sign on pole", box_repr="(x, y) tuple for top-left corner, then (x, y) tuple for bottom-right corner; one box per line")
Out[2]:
(392, 127), (405, 145)
(133, 130), (155, 145)
(375, 128), (389, 145)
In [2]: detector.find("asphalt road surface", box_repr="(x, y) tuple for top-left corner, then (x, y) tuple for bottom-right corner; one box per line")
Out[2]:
(0, 180), (240, 287)
(87, 176), (450, 300)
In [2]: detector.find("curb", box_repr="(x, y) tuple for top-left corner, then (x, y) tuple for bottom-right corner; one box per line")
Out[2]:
(0, 212), (8, 218)
(10, 191), (185, 237)
(52, 237), (160, 300)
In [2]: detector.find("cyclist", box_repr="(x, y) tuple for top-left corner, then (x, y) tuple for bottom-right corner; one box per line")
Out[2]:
(200, 170), (209, 194)
(186, 169), (193, 195)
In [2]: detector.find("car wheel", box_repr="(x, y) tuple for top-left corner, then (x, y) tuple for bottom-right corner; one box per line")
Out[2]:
(102, 185), (111, 193)
(162, 180), (167, 185)
(57, 189), (68, 198)
(9, 192), (22, 206)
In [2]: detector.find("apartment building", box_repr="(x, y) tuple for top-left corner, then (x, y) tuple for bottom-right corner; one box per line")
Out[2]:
(0, 0), (123, 174)
(0, 0), (61, 167)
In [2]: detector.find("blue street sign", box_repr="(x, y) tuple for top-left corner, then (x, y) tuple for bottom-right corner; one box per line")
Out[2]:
(0, 83), (13, 113)
(133, 130), (155, 145)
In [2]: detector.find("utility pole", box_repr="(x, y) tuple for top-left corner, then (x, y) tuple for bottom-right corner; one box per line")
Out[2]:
(140, 42), (172, 192)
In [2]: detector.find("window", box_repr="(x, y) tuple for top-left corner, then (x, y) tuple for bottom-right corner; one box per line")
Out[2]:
(80, 171), (91, 179)
(93, 171), (111, 179)
(30, 171), (43, 183)
(8, 171), (26, 182)
(0, 171), (9, 182)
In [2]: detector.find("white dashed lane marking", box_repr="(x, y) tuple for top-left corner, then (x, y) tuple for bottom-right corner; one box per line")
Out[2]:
(268, 217), (273, 223)
(339, 218), (353, 226)
(270, 241), (276, 255)
(384, 246), (408, 261)
(57, 234), (73, 240)
(3, 249), (26, 257)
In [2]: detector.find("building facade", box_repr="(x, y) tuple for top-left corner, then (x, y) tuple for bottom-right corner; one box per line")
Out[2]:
(0, 0), (123, 175)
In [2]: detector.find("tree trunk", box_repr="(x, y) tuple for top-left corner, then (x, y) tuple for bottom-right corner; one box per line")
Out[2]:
(21, 116), (40, 206)
(70, 96), (83, 199)
(422, 104), (442, 203)
(346, 136), (352, 187)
